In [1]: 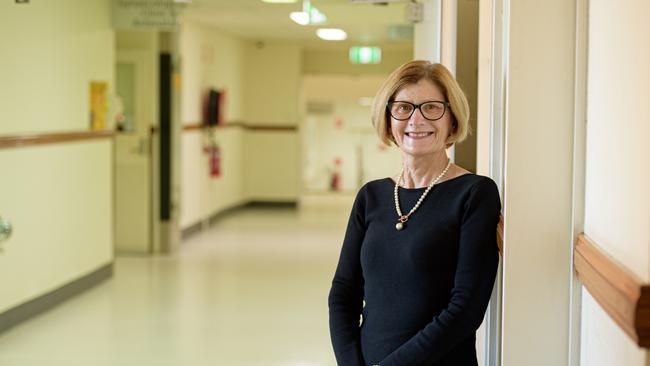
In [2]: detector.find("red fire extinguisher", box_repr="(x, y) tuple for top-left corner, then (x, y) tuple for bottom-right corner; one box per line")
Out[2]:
(331, 158), (342, 191)
(204, 143), (221, 178)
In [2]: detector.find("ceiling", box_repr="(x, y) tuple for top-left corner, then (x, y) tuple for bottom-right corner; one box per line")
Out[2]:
(181, 0), (414, 49)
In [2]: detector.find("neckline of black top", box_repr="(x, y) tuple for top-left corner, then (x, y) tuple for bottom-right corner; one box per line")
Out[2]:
(385, 173), (475, 192)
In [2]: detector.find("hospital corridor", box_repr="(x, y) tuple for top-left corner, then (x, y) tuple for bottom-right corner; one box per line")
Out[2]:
(1, 1), (650, 366)
(0, 206), (349, 365)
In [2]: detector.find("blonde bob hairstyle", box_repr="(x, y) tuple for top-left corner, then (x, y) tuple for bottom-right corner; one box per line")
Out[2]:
(371, 61), (470, 148)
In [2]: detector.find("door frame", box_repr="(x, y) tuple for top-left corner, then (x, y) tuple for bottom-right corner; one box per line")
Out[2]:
(114, 49), (154, 254)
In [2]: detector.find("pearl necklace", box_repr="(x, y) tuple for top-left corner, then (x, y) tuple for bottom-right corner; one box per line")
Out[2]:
(393, 158), (452, 231)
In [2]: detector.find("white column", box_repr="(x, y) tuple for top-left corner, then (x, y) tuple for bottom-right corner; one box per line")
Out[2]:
(500, 0), (577, 365)
(440, 0), (457, 74)
(579, 0), (650, 364)
(413, 0), (441, 62)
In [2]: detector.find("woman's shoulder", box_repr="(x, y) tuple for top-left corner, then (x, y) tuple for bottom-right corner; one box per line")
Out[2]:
(442, 164), (497, 188)
(352, 178), (394, 203)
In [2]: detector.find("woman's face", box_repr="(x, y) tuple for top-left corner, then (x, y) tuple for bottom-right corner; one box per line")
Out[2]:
(389, 79), (453, 158)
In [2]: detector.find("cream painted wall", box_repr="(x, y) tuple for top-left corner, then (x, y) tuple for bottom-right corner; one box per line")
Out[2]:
(500, 1), (575, 365)
(0, 1), (114, 313)
(413, 0), (441, 62)
(179, 22), (248, 229)
(0, 142), (113, 313)
(179, 24), (304, 226)
(180, 128), (245, 228)
(180, 22), (245, 124)
(580, 0), (650, 364)
(243, 41), (301, 126)
(301, 75), (401, 193)
(0, 0), (114, 135)
(302, 46), (412, 76)
(244, 130), (300, 202)
(241, 41), (301, 201)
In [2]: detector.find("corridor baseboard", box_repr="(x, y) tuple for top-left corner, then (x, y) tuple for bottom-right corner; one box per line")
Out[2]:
(180, 201), (298, 240)
(245, 201), (298, 209)
(0, 263), (113, 334)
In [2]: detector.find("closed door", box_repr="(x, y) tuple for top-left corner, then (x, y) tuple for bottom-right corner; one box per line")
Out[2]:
(114, 51), (151, 254)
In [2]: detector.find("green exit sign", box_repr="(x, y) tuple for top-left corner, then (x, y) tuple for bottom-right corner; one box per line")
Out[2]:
(349, 47), (381, 64)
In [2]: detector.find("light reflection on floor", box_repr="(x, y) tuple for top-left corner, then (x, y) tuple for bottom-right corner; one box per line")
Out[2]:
(0, 206), (350, 366)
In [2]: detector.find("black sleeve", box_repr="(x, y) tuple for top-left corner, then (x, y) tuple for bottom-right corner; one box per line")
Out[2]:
(328, 186), (368, 366)
(378, 178), (501, 365)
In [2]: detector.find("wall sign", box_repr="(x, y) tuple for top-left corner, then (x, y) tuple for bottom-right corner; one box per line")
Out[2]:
(112, 0), (183, 31)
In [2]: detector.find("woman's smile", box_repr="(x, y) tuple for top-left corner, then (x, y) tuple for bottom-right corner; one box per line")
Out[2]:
(404, 131), (435, 139)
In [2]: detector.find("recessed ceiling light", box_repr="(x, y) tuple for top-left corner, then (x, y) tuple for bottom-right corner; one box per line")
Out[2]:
(290, 11), (309, 25)
(290, 3), (327, 25)
(261, 0), (298, 3)
(316, 28), (347, 41)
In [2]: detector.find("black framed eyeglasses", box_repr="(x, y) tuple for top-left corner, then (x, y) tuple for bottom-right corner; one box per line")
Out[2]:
(386, 100), (450, 121)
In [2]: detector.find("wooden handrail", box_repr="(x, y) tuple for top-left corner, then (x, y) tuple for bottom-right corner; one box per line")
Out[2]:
(497, 215), (504, 255)
(574, 234), (650, 347)
(182, 122), (297, 132)
(0, 130), (115, 150)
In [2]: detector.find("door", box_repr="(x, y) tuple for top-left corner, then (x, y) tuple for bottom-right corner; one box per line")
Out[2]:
(114, 50), (152, 254)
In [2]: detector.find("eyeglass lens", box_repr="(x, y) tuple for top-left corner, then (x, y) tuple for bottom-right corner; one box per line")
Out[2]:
(389, 101), (446, 121)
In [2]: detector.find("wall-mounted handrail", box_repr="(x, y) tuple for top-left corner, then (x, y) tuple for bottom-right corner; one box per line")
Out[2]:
(574, 233), (650, 347)
(0, 130), (114, 150)
(182, 122), (297, 132)
(497, 215), (504, 255)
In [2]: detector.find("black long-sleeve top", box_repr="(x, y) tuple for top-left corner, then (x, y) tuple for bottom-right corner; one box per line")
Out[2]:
(328, 174), (501, 366)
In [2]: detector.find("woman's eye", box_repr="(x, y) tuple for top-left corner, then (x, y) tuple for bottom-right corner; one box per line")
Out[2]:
(424, 103), (442, 111)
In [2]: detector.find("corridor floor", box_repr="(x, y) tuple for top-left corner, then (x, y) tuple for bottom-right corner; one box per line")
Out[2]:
(0, 206), (350, 366)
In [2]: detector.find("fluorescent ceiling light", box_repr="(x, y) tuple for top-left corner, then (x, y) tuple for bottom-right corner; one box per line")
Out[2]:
(290, 11), (309, 25)
(317, 28), (347, 41)
(306, 6), (327, 24)
(262, 0), (298, 3)
(290, 3), (327, 26)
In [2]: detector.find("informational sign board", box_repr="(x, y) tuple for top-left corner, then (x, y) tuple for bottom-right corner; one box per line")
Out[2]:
(112, 0), (183, 31)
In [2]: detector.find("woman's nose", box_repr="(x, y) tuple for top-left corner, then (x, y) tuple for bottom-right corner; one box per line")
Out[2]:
(408, 108), (427, 124)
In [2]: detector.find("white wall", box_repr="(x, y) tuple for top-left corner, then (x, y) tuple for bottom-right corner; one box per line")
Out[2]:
(179, 22), (247, 229)
(244, 130), (300, 202)
(243, 41), (301, 126)
(0, 0), (114, 134)
(179, 26), (304, 227)
(180, 22), (245, 124)
(500, 1), (576, 365)
(0, 142), (113, 313)
(580, 1), (650, 364)
(242, 41), (302, 202)
(181, 128), (245, 228)
(414, 0), (441, 62)
(301, 75), (402, 193)
(0, 0), (114, 312)
(302, 46), (412, 76)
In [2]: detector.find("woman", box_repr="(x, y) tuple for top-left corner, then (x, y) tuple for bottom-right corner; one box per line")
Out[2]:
(328, 61), (501, 366)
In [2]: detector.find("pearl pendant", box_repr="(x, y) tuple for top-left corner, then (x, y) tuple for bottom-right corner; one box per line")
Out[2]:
(396, 222), (404, 231)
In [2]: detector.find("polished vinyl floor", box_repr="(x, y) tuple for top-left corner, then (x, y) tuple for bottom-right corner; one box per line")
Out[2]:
(0, 206), (351, 366)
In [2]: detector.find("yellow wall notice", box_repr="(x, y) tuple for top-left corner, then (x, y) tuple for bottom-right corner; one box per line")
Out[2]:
(90, 81), (109, 130)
